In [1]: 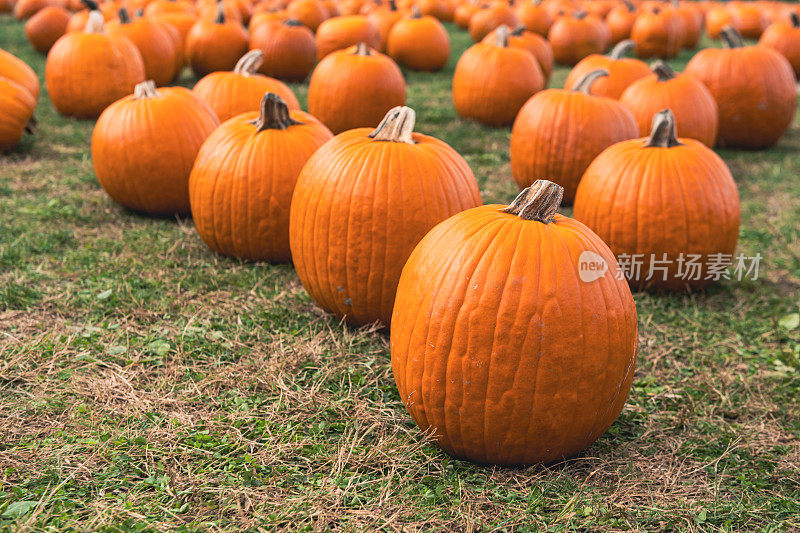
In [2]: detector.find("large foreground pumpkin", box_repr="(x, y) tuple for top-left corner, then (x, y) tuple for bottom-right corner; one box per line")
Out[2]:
(289, 106), (482, 327)
(391, 180), (638, 465)
(190, 93), (333, 262)
(573, 110), (740, 292)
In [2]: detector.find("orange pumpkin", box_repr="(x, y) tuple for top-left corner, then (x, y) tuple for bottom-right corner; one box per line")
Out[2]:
(192, 50), (299, 122)
(107, 8), (181, 86)
(315, 14), (380, 59)
(250, 19), (317, 81)
(391, 179), (638, 465)
(728, 1), (766, 39)
(145, 3), (197, 45)
(91, 80), (220, 215)
(705, 6), (739, 39)
(574, 110), (740, 292)
(289, 106), (482, 327)
(0, 48), (41, 102)
(386, 6), (450, 71)
(514, 0), (552, 37)
(674, 1), (703, 49)
(468, 1), (520, 42)
(620, 61), (718, 147)
(482, 24), (553, 84)
(453, 0), (479, 29)
(14, 0), (52, 20)
(564, 40), (651, 99)
(760, 12), (800, 78)
(185, 4), (249, 78)
(685, 26), (797, 149)
(0, 77), (37, 152)
(454, 25), (544, 126)
(285, 0), (329, 30)
(24, 5), (71, 54)
(45, 11), (145, 119)
(190, 93), (333, 262)
(548, 10), (608, 66)
(606, 0), (638, 45)
(366, 0), (402, 50)
(0, 0), (13, 13)
(510, 69), (638, 202)
(307, 43), (406, 134)
(631, 5), (685, 59)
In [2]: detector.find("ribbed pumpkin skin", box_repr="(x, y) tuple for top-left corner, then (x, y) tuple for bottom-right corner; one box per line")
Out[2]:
(620, 72), (718, 146)
(185, 18), (249, 78)
(193, 71), (300, 122)
(564, 53), (651, 99)
(573, 137), (740, 292)
(24, 6), (71, 54)
(107, 16), (180, 87)
(315, 15), (380, 59)
(307, 46), (406, 134)
(91, 86), (220, 215)
(386, 14), (450, 72)
(482, 27), (554, 84)
(45, 32), (145, 119)
(250, 20), (317, 81)
(684, 46), (797, 150)
(510, 90), (638, 203)
(0, 48), (40, 101)
(548, 15), (607, 66)
(289, 129), (482, 327)
(189, 109), (333, 262)
(0, 78), (37, 152)
(630, 8), (684, 59)
(453, 41), (544, 127)
(759, 19), (800, 79)
(390, 207), (638, 465)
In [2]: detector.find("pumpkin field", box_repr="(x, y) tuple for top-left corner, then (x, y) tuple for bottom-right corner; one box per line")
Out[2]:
(1, 0), (800, 529)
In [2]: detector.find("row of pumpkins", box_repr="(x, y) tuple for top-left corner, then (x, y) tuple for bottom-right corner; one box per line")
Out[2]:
(0, 1), (783, 465)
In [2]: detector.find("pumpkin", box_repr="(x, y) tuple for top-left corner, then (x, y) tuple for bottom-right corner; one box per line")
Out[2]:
(315, 14), (381, 59)
(307, 43), (406, 134)
(453, 0), (479, 29)
(606, 0), (637, 45)
(386, 6), (450, 72)
(574, 110), (740, 292)
(548, 10), (608, 66)
(285, 0), (329, 31)
(705, 6), (739, 39)
(46, 11), (145, 119)
(454, 25), (544, 127)
(14, 0), (51, 20)
(684, 26), (797, 150)
(91, 80), (220, 216)
(514, 0), (552, 37)
(193, 50), (300, 122)
(0, 48), (40, 101)
(620, 61), (718, 147)
(510, 69), (638, 203)
(250, 19), (317, 81)
(367, 0), (402, 50)
(391, 179), (638, 465)
(0, 77), (37, 153)
(482, 25), (553, 84)
(289, 106), (482, 327)
(197, 0), (244, 24)
(468, 2), (520, 42)
(563, 40), (651, 99)
(24, 5), (71, 54)
(0, 0), (13, 13)
(189, 93), (333, 262)
(145, 2), (197, 45)
(185, 4), (249, 78)
(674, 1), (703, 49)
(728, 1), (766, 40)
(631, 5), (685, 59)
(759, 12), (800, 79)
(107, 7), (180, 86)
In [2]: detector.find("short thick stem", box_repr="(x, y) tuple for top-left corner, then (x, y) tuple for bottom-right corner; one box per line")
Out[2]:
(117, 6), (131, 23)
(511, 25), (526, 36)
(720, 26), (744, 48)
(609, 39), (634, 59)
(652, 60), (676, 81)
(573, 10), (587, 20)
(503, 180), (564, 223)
(645, 109), (683, 148)
(354, 42), (372, 55)
(284, 18), (302, 26)
(214, 2), (225, 24)
(411, 5), (421, 18)
(495, 25), (510, 47)
(572, 69), (609, 94)
(234, 50), (264, 75)
(254, 93), (300, 131)
(134, 80), (159, 99)
(622, 0), (634, 12)
(791, 12), (799, 28)
(81, 0), (99, 10)
(84, 10), (104, 33)
(368, 106), (416, 144)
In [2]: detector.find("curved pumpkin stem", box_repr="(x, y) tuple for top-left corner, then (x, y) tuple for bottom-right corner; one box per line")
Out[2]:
(720, 26), (744, 48)
(368, 106), (416, 144)
(254, 93), (300, 132)
(117, 6), (132, 23)
(503, 180), (564, 223)
(234, 50), (265, 76)
(511, 24), (527, 36)
(652, 60), (676, 82)
(353, 42), (372, 56)
(572, 69), (609, 94)
(214, 1), (226, 24)
(609, 39), (635, 59)
(573, 10), (587, 20)
(285, 18), (303, 26)
(134, 80), (159, 99)
(495, 25), (510, 47)
(411, 4), (421, 18)
(622, 0), (635, 12)
(389, 0), (397, 11)
(84, 10), (104, 33)
(791, 12), (800, 28)
(645, 109), (683, 148)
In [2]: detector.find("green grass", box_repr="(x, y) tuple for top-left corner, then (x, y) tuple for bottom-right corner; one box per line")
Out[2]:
(2, 16), (800, 531)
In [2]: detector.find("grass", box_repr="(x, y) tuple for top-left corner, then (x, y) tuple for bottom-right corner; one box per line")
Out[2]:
(1, 16), (799, 531)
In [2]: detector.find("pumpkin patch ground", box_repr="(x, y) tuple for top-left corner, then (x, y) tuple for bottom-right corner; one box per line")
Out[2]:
(1, 11), (800, 531)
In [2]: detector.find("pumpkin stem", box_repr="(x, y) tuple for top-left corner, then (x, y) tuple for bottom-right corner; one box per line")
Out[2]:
(645, 109), (683, 148)
(285, 18), (303, 26)
(411, 4), (421, 18)
(791, 12), (800, 28)
(511, 24), (526, 36)
(81, 0), (99, 10)
(134, 80), (159, 99)
(573, 10), (587, 20)
(253, 93), (300, 132)
(354, 42), (372, 55)
(571, 69), (609, 94)
(720, 26), (744, 48)
(117, 6), (131, 23)
(622, 0), (635, 12)
(368, 106), (416, 144)
(503, 180), (564, 223)
(214, 1), (225, 24)
(234, 50), (265, 75)
(652, 60), (676, 81)
(609, 39), (634, 59)
(84, 10), (104, 32)
(495, 25), (510, 47)
(389, 0), (397, 11)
